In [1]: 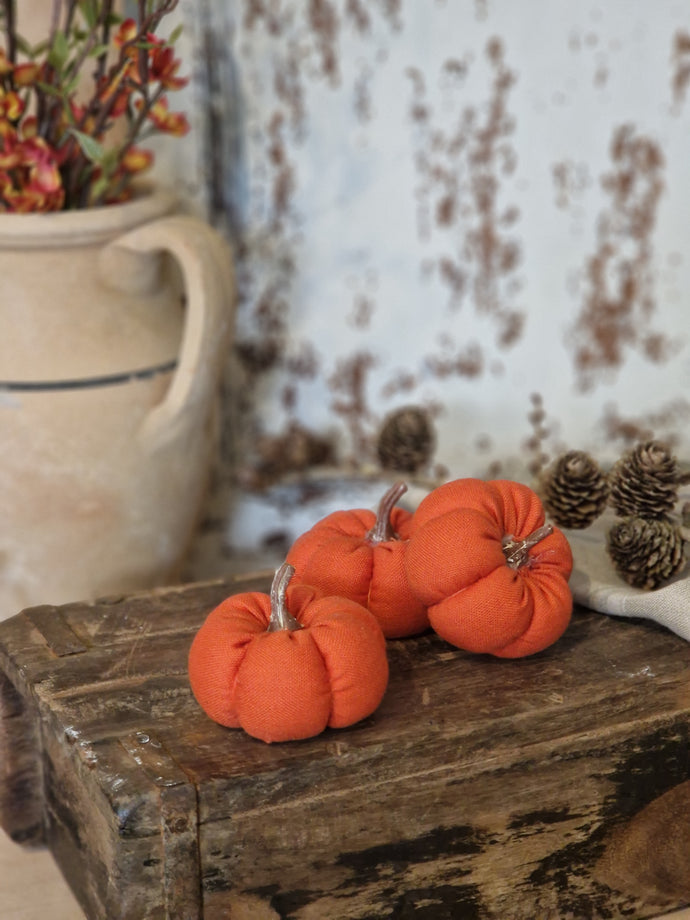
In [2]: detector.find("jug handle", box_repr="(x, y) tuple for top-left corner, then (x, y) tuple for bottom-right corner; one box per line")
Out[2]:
(102, 215), (235, 450)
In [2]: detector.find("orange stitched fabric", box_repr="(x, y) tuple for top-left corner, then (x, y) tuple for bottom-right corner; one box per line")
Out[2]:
(286, 487), (429, 639)
(188, 580), (389, 743)
(406, 478), (573, 657)
(411, 478), (505, 531)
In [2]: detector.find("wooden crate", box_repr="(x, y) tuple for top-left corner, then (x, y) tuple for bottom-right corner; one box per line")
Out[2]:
(0, 575), (689, 920)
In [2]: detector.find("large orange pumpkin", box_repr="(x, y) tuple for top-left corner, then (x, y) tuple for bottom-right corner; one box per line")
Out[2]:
(405, 478), (573, 658)
(285, 481), (429, 638)
(188, 563), (389, 743)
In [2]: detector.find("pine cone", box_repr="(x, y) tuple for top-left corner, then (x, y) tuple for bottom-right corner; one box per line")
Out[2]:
(377, 406), (436, 473)
(607, 516), (686, 590)
(608, 440), (680, 519)
(540, 450), (609, 529)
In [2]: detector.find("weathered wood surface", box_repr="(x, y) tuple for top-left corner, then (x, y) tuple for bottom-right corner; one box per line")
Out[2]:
(0, 574), (689, 920)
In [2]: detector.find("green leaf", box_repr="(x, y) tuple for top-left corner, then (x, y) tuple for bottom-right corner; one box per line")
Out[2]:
(68, 129), (106, 164)
(29, 39), (50, 56)
(88, 43), (110, 59)
(101, 149), (119, 172)
(63, 77), (80, 96)
(47, 31), (70, 70)
(35, 81), (64, 98)
(169, 24), (184, 44)
(90, 174), (111, 201)
(15, 35), (36, 57)
(77, 0), (99, 29)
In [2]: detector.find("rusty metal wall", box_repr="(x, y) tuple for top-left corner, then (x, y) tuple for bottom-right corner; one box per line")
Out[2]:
(181, 1), (690, 496)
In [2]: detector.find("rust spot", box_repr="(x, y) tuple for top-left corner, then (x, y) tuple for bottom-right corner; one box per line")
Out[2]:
(426, 343), (484, 379)
(497, 308), (523, 348)
(238, 422), (336, 491)
(267, 112), (295, 225)
(353, 69), (372, 122)
(328, 351), (378, 463)
(243, 0), (284, 37)
(552, 160), (591, 210)
(442, 58), (468, 82)
(594, 64), (608, 88)
(381, 371), (418, 398)
(408, 37), (523, 354)
(373, 0), (403, 31)
(599, 401), (690, 449)
(274, 56), (307, 139)
(285, 342), (320, 379)
(436, 193), (456, 227)
(671, 30), (690, 108)
(522, 392), (558, 478)
(308, 0), (340, 84)
(438, 256), (466, 302)
(349, 293), (375, 328)
(345, 0), (371, 34)
(569, 125), (670, 391)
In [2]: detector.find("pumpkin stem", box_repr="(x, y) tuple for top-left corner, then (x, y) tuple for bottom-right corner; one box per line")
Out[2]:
(366, 481), (408, 544)
(502, 523), (554, 570)
(267, 563), (304, 632)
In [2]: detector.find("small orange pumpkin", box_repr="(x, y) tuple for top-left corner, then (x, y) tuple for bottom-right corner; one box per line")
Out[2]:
(286, 481), (429, 638)
(405, 478), (573, 658)
(188, 563), (389, 743)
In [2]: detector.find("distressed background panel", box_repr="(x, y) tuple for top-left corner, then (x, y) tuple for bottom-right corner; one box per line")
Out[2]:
(177, 0), (690, 559)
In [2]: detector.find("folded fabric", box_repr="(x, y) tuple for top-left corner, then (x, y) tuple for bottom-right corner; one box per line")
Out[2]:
(566, 513), (690, 643)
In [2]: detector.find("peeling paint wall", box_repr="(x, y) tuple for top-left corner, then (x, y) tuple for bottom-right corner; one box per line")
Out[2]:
(172, 0), (690, 561)
(177, 0), (690, 493)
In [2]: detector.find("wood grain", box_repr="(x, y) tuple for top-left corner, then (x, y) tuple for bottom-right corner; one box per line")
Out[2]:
(1, 576), (689, 919)
(3, 830), (688, 920)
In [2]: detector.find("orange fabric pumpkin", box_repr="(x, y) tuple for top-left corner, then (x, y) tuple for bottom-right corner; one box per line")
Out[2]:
(405, 478), (573, 658)
(286, 481), (429, 638)
(188, 563), (389, 743)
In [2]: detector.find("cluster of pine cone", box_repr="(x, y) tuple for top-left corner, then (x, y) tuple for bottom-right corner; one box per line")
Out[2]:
(539, 440), (689, 590)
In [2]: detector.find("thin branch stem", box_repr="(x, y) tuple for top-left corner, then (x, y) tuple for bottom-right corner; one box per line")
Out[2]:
(48, 0), (62, 50)
(2, 0), (16, 65)
(65, 0), (116, 85)
(63, 0), (79, 36)
(95, 0), (113, 83)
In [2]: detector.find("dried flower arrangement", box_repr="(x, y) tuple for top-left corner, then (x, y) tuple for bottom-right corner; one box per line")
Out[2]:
(0, 0), (188, 211)
(539, 440), (690, 590)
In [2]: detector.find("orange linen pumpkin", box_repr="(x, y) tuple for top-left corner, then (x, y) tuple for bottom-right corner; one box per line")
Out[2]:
(405, 478), (573, 658)
(286, 481), (429, 639)
(188, 563), (389, 743)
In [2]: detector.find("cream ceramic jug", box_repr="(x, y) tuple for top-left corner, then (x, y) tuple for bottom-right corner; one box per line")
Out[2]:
(0, 188), (234, 617)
